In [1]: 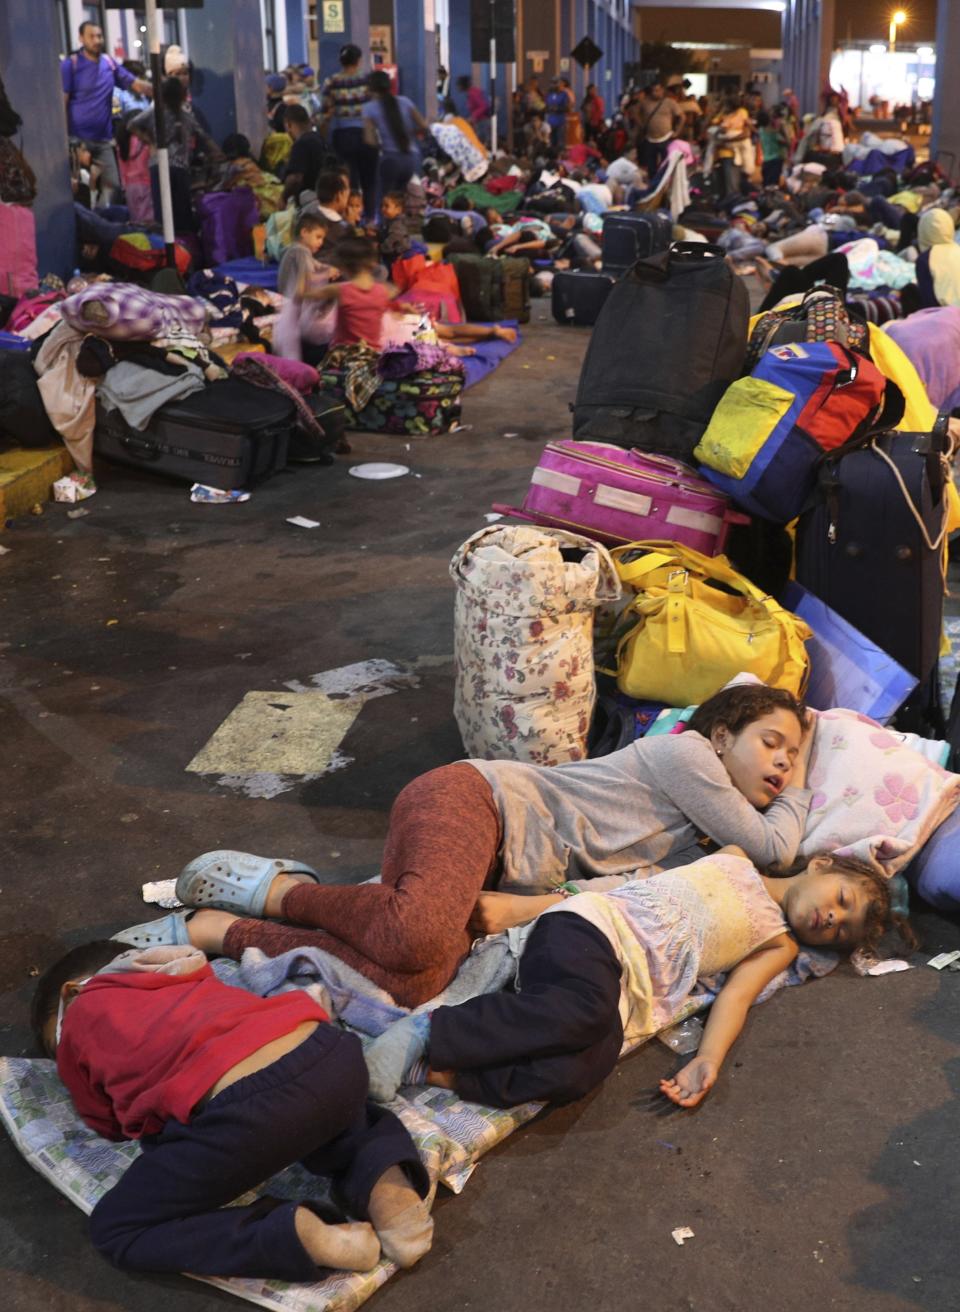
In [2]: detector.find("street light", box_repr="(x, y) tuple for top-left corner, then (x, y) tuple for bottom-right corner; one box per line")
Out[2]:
(889, 8), (906, 53)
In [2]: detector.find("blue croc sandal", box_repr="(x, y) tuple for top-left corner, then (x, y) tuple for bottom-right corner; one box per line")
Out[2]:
(111, 911), (193, 949)
(175, 850), (320, 918)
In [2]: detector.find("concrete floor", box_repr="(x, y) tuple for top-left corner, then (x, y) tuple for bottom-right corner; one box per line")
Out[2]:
(2, 299), (960, 1312)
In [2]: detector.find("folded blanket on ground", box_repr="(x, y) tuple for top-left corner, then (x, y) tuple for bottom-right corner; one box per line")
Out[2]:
(97, 360), (206, 428)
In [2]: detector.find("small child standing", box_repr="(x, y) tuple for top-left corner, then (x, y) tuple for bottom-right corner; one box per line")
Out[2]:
(364, 848), (909, 1109)
(115, 112), (154, 224)
(33, 941), (433, 1282)
(274, 211), (339, 363)
(315, 236), (399, 351)
(757, 109), (789, 188)
(377, 192), (412, 266)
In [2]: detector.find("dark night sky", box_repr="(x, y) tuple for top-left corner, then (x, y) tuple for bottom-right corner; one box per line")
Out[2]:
(835, 0), (937, 43)
(638, 1), (938, 46)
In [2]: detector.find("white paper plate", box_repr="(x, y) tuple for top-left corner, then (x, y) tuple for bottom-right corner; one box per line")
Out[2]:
(348, 463), (410, 480)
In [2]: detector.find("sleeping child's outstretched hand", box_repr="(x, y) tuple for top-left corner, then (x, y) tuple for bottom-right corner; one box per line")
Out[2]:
(659, 1056), (718, 1109)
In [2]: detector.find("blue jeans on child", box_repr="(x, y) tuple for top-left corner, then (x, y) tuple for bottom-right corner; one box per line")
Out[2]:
(89, 1022), (428, 1281)
(429, 911), (623, 1108)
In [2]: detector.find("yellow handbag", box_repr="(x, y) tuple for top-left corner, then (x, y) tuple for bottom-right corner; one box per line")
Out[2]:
(609, 541), (811, 705)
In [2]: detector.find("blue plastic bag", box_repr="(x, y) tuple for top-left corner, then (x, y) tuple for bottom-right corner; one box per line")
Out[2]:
(782, 582), (917, 722)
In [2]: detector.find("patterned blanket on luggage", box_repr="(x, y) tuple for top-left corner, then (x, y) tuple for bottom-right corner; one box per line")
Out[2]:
(319, 353), (464, 436)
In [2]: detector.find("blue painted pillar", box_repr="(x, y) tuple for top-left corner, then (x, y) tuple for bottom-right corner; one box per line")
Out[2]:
(185, 0), (270, 154)
(394, 0), (437, 119)
(932, 0), (960, 170)
(0, 0), (75, 279)
(781, 0), (835, 116)
(285, 0), (308, 65)
(317, 0), (370, 86)
(447, 0), (473, 113)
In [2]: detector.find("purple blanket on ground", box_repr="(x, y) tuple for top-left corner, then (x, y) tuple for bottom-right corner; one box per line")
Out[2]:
(884, 307), (960, 413)
(460, 322), (522, 390)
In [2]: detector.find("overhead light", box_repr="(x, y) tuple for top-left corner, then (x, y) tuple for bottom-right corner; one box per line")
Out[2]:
(139, 24), (147, 32)
(916, 45), (934, 58)
(133, 39), (142, 47)
(869, 43), (887, 55)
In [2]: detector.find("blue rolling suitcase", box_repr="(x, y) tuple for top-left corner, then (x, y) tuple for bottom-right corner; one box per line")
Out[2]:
(551, 269), (616, 326)
(601, 211), (672, 275)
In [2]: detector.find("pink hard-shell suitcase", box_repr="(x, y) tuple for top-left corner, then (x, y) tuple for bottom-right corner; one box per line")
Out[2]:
(493, 440), (748, 556)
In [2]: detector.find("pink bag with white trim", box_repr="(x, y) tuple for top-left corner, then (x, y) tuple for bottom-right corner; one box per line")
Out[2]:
(494, 440), (749, 557)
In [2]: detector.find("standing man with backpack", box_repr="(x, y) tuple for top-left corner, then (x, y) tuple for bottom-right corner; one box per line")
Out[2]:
(62, 21), (152, 207)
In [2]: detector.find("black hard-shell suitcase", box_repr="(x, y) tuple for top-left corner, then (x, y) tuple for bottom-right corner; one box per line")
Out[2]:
(95, 378), (294, 488)
(795, 422), (949, 682)
(601, 210), (672, 275)
(551, 269), (616, 326)
(572, 242), (750, 457)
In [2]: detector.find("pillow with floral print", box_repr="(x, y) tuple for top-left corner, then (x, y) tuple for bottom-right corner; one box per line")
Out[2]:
(798, 708), (960, 873)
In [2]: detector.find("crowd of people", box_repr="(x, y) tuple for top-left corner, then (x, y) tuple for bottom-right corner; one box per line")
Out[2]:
(12, 25), (950, 472)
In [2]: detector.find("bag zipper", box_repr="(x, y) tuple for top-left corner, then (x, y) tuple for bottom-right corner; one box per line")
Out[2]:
(545, 443), (724, 503)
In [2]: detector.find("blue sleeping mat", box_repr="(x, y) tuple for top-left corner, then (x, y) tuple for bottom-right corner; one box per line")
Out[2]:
(214, 257), (279, 290)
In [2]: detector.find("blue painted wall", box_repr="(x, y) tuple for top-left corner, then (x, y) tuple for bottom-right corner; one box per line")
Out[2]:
(185, 0), (269, 153)
(447, 0), (473, 113)
(394, 0), (437, 118)
(0, 0), (75, 280)
(285, 0), (308, 65)
(932, 0), (960, 169)
(317, 0), (371, 85)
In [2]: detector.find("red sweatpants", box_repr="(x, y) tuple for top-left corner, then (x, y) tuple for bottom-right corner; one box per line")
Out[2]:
(222, 764), (502, 1007)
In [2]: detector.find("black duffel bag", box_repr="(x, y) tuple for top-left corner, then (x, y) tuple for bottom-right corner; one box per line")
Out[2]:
(0, 349), (61, 447)
(572, 242), (749, 459)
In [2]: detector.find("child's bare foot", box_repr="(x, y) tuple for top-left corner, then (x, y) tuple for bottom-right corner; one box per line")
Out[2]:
(493, 325), (518, 342)
(264, 872), (318, 918)
(447, 344), (476, 356)
(368, 1166), (433, 1269)
(294, 1209), (381, 1271)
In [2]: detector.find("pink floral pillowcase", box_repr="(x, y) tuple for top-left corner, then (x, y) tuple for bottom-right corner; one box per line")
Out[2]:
(798, 709), (960, 874)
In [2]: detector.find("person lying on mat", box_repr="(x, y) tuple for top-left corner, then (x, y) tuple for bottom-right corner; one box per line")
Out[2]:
(32, 940), (432, 1282)
(116, 684), (814, 1010)
(362, 848), (913, 1109)
(484, 214), (566, 259)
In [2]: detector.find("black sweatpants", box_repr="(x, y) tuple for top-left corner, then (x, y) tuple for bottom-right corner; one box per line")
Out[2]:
(429, 911), (623, 1108)
(90, 1023), (428, 1282)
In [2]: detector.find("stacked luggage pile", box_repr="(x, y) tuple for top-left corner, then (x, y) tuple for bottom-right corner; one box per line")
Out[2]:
(492, 239), (958, 754)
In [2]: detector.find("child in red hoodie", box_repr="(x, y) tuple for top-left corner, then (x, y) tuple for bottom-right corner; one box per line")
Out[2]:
(32, 940), (432, 1283)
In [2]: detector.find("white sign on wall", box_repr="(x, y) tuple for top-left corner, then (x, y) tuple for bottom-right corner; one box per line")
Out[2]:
(322, 1), (345, 34)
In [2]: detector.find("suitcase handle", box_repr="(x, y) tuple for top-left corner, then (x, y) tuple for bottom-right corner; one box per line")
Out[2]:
(626, 241), (727, 283)
(115, 428), (165, 463)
